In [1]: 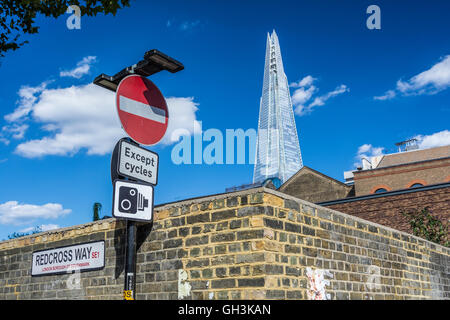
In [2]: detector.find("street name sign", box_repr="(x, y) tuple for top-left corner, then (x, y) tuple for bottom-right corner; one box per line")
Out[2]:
(112, 180), (154, 222)
(31, 241), (105, 276)
(116, 74), (169, 145)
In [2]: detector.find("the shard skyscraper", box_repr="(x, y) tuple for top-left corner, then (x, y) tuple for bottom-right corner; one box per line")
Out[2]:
(253, 30), (303, 185)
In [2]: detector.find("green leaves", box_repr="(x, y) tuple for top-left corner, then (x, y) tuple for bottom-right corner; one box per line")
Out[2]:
(0, 0), (131, 58)
(402, 207), (449, 247)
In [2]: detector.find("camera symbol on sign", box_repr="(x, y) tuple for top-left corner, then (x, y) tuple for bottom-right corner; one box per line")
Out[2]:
(118, 186), (149, 214)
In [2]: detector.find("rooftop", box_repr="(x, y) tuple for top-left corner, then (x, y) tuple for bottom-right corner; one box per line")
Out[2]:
(376, 145), (450, 169)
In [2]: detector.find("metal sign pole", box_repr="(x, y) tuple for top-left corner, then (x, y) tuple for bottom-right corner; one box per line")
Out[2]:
(113, 139), (154, 301)
(124, 219), (137, 300)
(95, 48), (182, 302)
(123, 156), (137, 301)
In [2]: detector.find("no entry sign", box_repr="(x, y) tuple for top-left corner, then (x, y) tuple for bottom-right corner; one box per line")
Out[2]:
(116, 75), (169, 145)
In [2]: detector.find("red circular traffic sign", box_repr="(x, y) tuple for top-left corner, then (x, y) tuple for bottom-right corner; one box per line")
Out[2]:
(116, 75), (169, 145)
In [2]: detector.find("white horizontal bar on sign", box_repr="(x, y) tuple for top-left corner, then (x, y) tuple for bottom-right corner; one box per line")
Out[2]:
(119, 95), (166, 124)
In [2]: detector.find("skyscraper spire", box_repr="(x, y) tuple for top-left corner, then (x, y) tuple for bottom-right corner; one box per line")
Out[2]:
(253, 30), (303, 184)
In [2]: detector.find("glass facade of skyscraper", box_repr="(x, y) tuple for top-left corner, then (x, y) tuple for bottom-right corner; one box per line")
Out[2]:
(253, 31), (303, 184)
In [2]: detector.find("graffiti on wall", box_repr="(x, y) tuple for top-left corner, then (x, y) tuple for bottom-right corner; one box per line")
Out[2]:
(305, 267), (333, 300)
(178, 269), (192, 299)
(365, 265), (381, 291)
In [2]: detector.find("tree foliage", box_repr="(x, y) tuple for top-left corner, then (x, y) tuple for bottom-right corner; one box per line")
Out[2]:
(0, 0), (130, 57)
(402, 207), (449, 247)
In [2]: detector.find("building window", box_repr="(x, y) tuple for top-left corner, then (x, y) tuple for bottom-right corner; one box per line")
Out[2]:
(370, 184), (391, 194)
(406, 180), (427, 189)
(409, 183), (424, 188)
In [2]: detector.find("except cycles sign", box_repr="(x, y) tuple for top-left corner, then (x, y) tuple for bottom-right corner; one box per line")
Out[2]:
(31, 241), (105, 276)
(117, 138), (159, 186)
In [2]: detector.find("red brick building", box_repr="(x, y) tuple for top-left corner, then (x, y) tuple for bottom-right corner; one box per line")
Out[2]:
(319, 182), (450, 233)
(324, 145), (449, 234)
(279, 145), (450, 235)
(350, 145), (450, 196)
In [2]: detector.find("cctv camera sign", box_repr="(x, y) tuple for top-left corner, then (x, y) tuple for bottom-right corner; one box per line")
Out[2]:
(112, 180), (154, 222)
(31, 241), (104, 276)
(117, 139), (158, 185)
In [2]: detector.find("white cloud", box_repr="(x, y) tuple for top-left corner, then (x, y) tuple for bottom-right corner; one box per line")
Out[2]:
(19, 224), (59, 233)
(0, 201), (70, 225)
(374, 89), (396, 101)
(290, 75), (316, 88)
(19, 226), (37, 233)
(60, 56), (96, 79)
(397, 55), (450, 94)
(292, 85), (316, 105)
(167, 19), (201, 31)
(327, 84), (350, 98)
(0, 124), (28, 147)
(2, 124), (29, 139)
(6, 81), (201, 158)
(375, 55), (450, 99)
(40, 224), (60, 231)
(0, 137), (9, 145)
(357, 144), (384, 157)
(179, 20), (200, 31)
(161, 97), (202, 145)
(414, 130), (450, 149)
(13, 83), (122, 158)
(292, 78), (349, 116)
(4, 81), (50, 122)
(293, 105), (307, 116)
(354, 144), (384, 168)
(309, 84), (349, 108)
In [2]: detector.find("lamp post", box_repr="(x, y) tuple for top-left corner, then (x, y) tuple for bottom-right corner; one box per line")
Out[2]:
(93, 49), (183, 300)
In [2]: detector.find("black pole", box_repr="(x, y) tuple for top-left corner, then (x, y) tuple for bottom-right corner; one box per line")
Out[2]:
(124, 220), (137, 300)
(122, 138), (140, 300)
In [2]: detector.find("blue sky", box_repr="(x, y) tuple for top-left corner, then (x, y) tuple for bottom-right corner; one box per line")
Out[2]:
(0, 0), (449, 239)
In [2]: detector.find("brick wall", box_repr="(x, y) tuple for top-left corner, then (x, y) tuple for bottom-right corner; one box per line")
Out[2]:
(0, 188), (449, 300)
(322, 184), (450, 234)
(0, 220), (126, 300)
